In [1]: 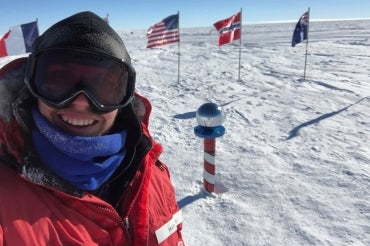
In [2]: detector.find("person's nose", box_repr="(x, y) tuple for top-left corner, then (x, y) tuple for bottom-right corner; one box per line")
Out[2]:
(70, 93), (91, 110)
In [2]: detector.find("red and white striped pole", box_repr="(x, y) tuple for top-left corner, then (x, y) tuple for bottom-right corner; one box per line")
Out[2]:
(203, 138), (216, 193)
(194, 103), (225, 194)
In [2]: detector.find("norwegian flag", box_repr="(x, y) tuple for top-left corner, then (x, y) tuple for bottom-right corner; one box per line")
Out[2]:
(213, 11), (241, 46)
(147, 14), (179, 48)
(291, 11), (309, 47)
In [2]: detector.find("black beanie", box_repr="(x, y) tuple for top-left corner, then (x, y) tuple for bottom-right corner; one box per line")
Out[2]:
(31, 11), (131, 64)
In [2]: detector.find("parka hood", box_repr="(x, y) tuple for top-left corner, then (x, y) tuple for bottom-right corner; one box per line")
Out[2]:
(0, 56), (152, 196)
(0, 57), (28, 123)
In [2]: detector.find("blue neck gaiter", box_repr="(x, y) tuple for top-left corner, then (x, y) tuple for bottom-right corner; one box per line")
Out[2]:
(31, 108), (127, 190)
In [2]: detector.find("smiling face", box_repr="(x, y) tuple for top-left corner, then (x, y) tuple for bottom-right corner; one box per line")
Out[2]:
(37, 94), (119, 136)
(33, 58), (126, 137)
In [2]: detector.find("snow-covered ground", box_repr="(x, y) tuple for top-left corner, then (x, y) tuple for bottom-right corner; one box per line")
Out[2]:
(1, 19), (369, 245)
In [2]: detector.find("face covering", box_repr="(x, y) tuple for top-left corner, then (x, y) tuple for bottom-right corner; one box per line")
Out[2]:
(31, 107), (127, 190)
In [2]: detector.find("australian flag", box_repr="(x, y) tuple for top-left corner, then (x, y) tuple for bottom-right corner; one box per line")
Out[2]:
(291, 11), (309, 47)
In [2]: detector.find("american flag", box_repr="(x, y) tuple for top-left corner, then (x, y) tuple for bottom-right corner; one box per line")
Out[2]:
(213, 12), (241, 46)
(147, 14), (179, 48)
(291, 11), (309, 47)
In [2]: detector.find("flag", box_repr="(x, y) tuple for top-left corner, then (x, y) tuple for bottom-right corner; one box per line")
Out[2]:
(0, 21), (39, 57)
(213, 11), (241, 46)
(147, 14), (179, 48)
(291, 11), (309, 47)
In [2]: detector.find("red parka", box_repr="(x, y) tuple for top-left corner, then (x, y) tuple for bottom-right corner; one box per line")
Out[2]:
(0, 58), (184, 246)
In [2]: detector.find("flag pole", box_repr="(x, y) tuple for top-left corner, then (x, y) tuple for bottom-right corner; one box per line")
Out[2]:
(177, 11), (180, 83)
(303, 7), (310, 81)
(238, 8), (242, 81)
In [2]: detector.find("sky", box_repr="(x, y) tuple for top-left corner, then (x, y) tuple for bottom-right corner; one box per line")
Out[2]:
(1, 18), (369, 245)
(1, 0), (370, 34)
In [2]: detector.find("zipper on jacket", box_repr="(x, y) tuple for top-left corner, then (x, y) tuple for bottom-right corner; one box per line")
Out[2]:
(123, 216), (133, 243)
(155, 160), (167, 171)
(82, 201), (135, 244)
(119, 158), (149, 243)
(116, 138), (152, 244)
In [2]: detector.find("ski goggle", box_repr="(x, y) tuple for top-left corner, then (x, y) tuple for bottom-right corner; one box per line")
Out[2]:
(25, 49), (136, 113)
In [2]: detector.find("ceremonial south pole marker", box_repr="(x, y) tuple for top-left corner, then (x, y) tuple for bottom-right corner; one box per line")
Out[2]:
(194, 103), (225, 193)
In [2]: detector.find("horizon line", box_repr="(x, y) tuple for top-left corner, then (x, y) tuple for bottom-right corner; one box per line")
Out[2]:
(117, 17), (370, 31)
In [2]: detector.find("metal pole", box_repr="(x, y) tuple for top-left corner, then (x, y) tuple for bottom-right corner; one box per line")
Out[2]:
(238, 8), (242, 81)
(177, 10), (180, 83)
(303, 7), (310, 81)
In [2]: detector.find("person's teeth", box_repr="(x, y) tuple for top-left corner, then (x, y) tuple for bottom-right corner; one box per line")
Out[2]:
(61, 116), (94, 126)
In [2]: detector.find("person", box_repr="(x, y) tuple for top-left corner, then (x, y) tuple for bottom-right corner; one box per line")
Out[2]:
(0, 11), (184, 246)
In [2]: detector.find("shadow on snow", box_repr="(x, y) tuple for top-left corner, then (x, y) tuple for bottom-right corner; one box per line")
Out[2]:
(286, 96), (369, 140)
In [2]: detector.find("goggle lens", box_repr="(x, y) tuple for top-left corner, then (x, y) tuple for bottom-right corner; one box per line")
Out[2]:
(26, 49), (135, 113)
